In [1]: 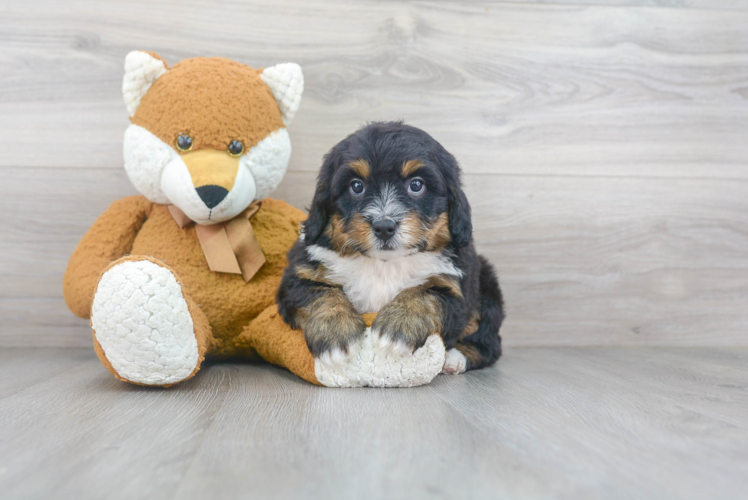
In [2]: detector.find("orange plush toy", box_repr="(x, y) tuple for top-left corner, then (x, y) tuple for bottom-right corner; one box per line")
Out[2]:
(64, 52), (446, 388)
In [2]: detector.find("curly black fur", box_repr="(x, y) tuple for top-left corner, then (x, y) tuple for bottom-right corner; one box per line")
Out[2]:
(277, 121), (504, 370)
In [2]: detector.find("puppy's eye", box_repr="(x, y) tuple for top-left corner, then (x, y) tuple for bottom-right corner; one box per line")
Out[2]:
(350, 180), (365, 196)
(175, 134), (193, 152)
(408, 178), (425, 195)
(227, 140), (244, 157)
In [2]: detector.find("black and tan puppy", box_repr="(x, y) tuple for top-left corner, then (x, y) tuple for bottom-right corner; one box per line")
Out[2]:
(277, 121), (504, 374)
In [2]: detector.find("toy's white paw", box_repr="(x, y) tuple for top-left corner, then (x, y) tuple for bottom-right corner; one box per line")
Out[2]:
(314, 327), (445, 388)
(442, 348), (468, 375)
(371, 330), (415, 357)
(314, 347), (353, 373)
(91, 260), (199, 386)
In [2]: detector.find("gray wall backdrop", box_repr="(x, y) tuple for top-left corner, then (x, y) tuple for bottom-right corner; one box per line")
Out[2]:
(2, 0), (747, 347)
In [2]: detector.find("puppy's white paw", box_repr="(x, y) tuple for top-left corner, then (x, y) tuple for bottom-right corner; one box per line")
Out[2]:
(314, 327), (445, 388)
(442, 348), (467, 375)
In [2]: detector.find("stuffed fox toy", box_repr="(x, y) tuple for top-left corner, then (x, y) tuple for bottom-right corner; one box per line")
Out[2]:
(63, 52), (446, 388)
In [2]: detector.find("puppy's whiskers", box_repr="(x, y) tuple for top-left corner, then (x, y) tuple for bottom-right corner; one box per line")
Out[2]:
(340, 237), (354, 254)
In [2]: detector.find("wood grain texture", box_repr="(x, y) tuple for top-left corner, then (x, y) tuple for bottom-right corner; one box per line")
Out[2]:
(1, 1), (747, 178)
(2, 0), (747, 347)
(4, 168), (746, 347)
(0, 347), (91, 399)
(0, 347), (746, 499)
(481, 0), (748, 10)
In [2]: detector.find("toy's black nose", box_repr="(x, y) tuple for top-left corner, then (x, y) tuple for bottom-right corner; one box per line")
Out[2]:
(196, 185), (228, 209)
(372, 219), (397, 241)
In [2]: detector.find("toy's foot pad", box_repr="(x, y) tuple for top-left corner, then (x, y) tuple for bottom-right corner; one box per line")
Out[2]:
(91, 260), (199, 386)
(314, 328), (445, 388)
(442, 348), (468, 375)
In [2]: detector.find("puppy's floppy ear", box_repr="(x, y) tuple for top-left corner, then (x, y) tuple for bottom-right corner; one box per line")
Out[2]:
(447, 182), (473, 248)
(435, 148), (473, 248)
(303, 179), (330, 245)
(302, 150), (338, 245)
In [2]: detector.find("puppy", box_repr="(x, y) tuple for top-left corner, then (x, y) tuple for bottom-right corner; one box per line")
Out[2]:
(277, 121), (504, 374)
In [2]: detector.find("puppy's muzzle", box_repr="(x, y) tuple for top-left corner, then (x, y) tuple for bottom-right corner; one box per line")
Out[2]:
(372, 219), (398, 242)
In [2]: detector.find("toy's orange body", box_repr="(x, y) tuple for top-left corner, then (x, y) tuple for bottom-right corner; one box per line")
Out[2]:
(63, 195), (313, 355)
(63, 52), (319, 386)
(126, 199), (300, 353)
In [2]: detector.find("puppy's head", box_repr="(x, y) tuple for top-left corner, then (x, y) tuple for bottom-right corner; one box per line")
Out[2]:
(304, 121), (472, 258)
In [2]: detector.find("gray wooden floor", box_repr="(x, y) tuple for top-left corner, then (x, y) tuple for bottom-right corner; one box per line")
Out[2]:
(0, 347), (745, 499)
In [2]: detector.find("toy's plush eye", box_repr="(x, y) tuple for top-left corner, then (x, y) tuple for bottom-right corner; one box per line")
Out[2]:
(408, 178), (425, 195)
(175, 134), (193, 152)
(227, 140), (244, 157)
(350, 179), (365, 196)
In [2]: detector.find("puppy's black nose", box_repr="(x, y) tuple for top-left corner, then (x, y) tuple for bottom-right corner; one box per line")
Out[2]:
(372, 219), (397, 241)
(196, 185), (229, 209)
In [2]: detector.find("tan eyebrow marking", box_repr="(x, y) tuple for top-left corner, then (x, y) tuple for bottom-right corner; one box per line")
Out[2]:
(348, 159), (370, 178)
(402, 159), (425, 177)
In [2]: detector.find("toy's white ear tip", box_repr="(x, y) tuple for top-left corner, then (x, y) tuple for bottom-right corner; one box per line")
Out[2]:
(260, 63), (304, 125)
(122, 51), (168, 117)
(124, 50), (144, 66)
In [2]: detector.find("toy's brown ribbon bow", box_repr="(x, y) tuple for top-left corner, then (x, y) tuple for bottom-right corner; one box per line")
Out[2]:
(168, 201), (265, 282)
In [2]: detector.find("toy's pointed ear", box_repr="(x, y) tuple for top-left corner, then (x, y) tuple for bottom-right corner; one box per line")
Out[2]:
(122, 51), (169, 117)
(260, 63), (304, 125)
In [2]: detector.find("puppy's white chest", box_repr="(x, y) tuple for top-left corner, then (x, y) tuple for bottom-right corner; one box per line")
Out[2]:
(306, 246), (462, 313)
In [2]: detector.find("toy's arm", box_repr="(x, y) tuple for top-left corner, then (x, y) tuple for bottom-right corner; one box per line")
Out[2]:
(237, 305), (321, 385)
(63, 196), (153, 318)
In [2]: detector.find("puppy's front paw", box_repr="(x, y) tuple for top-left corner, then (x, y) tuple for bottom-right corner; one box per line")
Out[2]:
(304, 307), (367, 362)
(371, 298), (442, 354)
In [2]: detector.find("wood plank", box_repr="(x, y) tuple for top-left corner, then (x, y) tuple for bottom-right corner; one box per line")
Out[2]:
(488, 0), (748, 10)
(171, 363), (553, 499)
(543, 347), (748, 426)
(655, 345), (748, 373)
(0, 297), (93, 348)
(0, 1), (746, 178)
(465, 174), (748, 346)
(0, 351), (234, 499)
(428, 346), (748, 500)
(0, 347), (92, 399)
(0, 347), (746, 499)
(3, 167), (746, 347)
